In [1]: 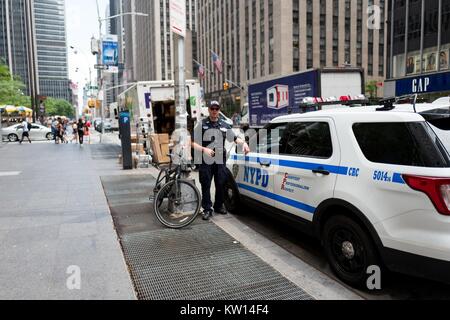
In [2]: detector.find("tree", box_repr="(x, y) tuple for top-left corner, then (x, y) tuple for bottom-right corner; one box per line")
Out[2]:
(44, 97), (74, 118)
(1, 62), (73, 117)
(366, 80), (378, 99)
(0, 62), (27, 106)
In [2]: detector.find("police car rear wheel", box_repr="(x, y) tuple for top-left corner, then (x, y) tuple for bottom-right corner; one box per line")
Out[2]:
(323, 215), (380, 288)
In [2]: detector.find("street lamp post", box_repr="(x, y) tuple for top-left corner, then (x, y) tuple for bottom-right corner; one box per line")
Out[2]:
(95, 0), (148, 144)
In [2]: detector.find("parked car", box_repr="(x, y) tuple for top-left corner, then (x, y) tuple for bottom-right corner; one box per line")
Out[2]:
(2, 123), (54, 142)
(226, 105), (450, 288)
(95, 119), (113, 133)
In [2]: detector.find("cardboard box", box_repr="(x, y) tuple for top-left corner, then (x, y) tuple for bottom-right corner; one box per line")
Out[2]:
(158, 134), (170, 144)
(131, 143), (144, 153)
(161, 144), (170, 159)
(150, 134), (170, 164)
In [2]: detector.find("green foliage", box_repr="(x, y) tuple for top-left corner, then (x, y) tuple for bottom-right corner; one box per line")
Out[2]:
(0, 63), (26, 106)
(0, 62), (73, 118)
(44, 97), (74, 118)
(366, 80), (378, 98)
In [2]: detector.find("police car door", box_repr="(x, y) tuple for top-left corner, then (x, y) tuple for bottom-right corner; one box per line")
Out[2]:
(273, 119), (341, 222)
(229, 124), (287, 208)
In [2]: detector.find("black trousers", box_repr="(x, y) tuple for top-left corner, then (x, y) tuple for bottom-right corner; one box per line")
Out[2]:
(20, 132), (31, 143)
(78, 130), (84, 144)
(199, 163), (228, 212)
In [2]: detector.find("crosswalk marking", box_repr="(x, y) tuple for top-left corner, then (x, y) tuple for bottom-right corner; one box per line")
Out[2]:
(0, 171), (21, 177)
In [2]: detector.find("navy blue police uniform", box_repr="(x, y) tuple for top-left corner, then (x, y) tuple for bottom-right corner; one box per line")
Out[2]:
(194, 117), (237, 215)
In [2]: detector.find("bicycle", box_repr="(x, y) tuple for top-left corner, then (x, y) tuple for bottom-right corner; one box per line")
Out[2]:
(151, 150), (202, 229)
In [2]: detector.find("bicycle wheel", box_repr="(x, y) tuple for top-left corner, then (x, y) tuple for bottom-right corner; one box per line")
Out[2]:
(153, 180), (201, 229)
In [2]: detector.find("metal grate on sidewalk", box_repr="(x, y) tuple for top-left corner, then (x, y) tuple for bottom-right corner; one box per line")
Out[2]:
(121, 223), (314, 301)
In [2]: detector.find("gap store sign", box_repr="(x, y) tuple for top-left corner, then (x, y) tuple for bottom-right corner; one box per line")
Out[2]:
(396, 71), (450, 96)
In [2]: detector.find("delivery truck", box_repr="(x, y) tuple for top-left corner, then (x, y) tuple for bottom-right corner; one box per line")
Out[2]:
(246, 68), (365, 128)
(117, 80), (204, 136)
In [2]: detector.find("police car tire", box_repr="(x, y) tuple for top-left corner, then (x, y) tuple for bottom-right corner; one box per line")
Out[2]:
(323, 215), (380, 288)
(224, 177), (240, 214)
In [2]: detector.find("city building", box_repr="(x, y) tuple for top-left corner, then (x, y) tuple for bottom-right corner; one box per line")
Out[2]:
(197, 0), (388, 106)
(384, 0), (450, 99)
(0, 0), (37, 96)
(34, 0), (70, 101)
(122, 0), (197, 82)
(69, 80), (79, 116)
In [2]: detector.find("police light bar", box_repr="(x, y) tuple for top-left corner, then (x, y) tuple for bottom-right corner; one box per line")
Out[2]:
(302, 95), (367, 105)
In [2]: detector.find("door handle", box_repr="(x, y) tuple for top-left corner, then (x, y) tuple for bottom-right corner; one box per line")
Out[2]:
(312, 168), (330, 176)
(259, 160), (272, 167)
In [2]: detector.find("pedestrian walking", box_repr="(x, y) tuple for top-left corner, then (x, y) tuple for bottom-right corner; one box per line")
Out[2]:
(77, 119), (85, 146)
(62, 119), (69, 144)
(192, 101), (250, 221)
(51, 118), (58, 142)
(85, 120), (91, 144)
(71, 121), (78, 144)
(55, 118), (64, 144)
(19, 118), (32, 144)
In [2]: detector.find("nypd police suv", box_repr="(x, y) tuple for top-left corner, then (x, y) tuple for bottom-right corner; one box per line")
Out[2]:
(225, 105), (450, 288)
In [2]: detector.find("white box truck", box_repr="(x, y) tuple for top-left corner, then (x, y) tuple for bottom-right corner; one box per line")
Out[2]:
(118, 80), (204, 135)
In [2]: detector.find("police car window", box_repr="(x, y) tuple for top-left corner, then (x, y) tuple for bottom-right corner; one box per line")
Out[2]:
(282, 122), (333, 159)
(353, 122), (450, 168)
(257, 123), (287, 154)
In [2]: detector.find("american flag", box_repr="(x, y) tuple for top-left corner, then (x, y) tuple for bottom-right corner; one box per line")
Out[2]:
(211, 51), (223, 74)
(198, 64), (205, 79)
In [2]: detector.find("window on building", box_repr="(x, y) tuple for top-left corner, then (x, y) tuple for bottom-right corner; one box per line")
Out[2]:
(333, 0), (339, 66)
(293, 0), (300, 71)
(307, 0), (313, 68)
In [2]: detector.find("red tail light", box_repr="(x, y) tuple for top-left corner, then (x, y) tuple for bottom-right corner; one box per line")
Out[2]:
(403, 175), (450, 216)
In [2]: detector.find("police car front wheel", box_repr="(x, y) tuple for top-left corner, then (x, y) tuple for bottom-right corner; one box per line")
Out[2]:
(224, 178), (240, 214)
(323, 215), (381, 288)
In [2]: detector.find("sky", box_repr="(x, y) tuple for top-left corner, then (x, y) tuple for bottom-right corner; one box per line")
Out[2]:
(66, 0), (109, 108)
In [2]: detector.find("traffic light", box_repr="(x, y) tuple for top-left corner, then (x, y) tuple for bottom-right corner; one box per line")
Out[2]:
(223, 82), (230, 91)
(88, 99), (102, 108)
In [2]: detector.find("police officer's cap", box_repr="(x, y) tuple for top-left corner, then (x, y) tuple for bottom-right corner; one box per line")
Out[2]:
(209, 101), (221, 108)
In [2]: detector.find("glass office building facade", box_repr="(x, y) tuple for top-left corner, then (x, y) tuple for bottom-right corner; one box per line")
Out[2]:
(34, 0), (69, 101)
(0, 0), (31, 95)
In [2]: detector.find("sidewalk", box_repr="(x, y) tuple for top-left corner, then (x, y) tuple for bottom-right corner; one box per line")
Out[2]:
(0, 140), (135, 299)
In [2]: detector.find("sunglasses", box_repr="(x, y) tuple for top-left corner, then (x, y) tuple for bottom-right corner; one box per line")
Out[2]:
(209, 107), (220, 111)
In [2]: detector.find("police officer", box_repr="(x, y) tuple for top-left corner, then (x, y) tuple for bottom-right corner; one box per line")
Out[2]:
(192, 101), (250, 221)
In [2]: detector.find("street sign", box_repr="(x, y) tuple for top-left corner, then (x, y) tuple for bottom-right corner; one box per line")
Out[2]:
(169, 0), (186, 37)
(102, 35), (119, 74)
(94, 64), (107, 70)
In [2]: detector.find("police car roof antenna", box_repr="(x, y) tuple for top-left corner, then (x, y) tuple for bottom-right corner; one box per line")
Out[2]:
(377, 97), (396, 111)
(412, 94), (418, 114)
(393, 94), (418, 113)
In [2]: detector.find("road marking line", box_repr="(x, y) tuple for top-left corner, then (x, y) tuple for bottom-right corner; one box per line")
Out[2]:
(0, 171), (21, 177)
